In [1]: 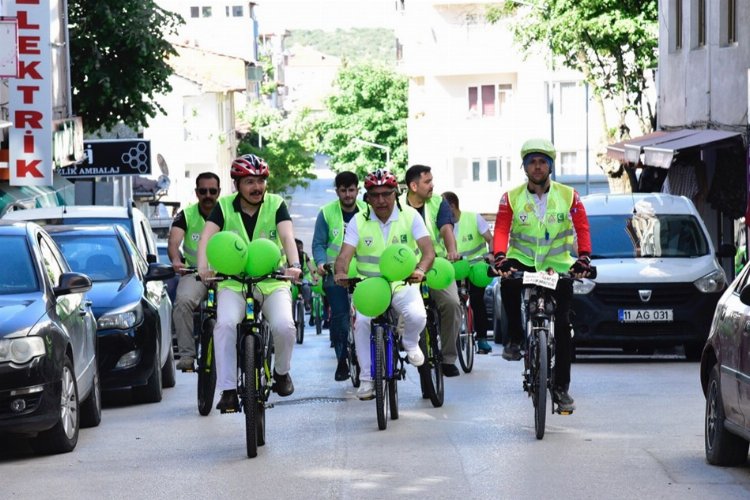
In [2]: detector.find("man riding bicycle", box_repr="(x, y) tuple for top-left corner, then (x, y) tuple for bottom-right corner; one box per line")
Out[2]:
(334, 169), (435, 400)
(493, 139), (593, 412)
(168, 172), (221, 371)
(196, 154), (302, 412)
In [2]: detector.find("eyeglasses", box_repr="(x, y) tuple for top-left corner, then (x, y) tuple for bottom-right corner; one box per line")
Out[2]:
(197, 188), (219, 195)
(368, 190), (396, 200)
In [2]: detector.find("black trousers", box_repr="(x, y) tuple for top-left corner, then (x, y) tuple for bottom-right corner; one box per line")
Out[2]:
(468, 281), (489, 339)
(500, 259), (574, 389)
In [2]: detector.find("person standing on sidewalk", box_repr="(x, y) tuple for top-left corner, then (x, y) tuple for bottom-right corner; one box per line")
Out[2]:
(168, 172), (221, 371)
(312, 171), (366, 381)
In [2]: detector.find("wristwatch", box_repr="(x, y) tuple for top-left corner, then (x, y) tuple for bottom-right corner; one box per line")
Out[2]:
(289, 262), (302, 269)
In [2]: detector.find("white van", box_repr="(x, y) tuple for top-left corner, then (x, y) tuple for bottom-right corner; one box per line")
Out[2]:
(571, 193), (734, 360)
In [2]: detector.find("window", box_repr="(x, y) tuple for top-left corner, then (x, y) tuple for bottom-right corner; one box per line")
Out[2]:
(497, 84), (513, 116)
(559, 152), (578, 175)
(673, 0), (683, 50)
(190, 6), (199, 18)
(721, 0), (737, 46)
(481, 85), (495, 116)
(692, 0), (706, 48)
(472, 159), (481, 181)
(202, 6), (212, 18)
(38, 235), (64, 287)
(468, 84), (513, 117)
(468, 87), (478, 114)
(487, 158), (498, 182)
(227, 5), (243, 17)
(558, 82), (580, 115)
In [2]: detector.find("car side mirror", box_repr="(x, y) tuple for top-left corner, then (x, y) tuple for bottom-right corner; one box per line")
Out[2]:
(144, 262), (175, 282)
(740, 284), (750, 306)
(717, 243), (737, 258)
(146, 253), (157, 264)
(54, 272), (92, 296)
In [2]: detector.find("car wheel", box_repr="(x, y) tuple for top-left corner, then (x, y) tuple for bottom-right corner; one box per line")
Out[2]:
(705, 364), (749, 465)
(80, 366), (102, 428)
(30, 355), (80, 454)
(161, 342), (176, 388)
(133, 337), (163, 404)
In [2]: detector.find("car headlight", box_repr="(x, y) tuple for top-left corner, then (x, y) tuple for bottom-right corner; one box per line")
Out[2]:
(0, 337), (46, 364)
(97, 303), (142, 330)
(573, 278), (596, 295)
(694, 269), (728, 293)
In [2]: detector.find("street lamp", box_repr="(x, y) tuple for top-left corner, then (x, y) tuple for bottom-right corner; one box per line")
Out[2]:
(352, 138), (390, 167)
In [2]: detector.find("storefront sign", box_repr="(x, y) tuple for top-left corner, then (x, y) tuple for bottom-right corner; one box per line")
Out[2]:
(58, 139), (152, 178)
(8, 0), (53, 186)
(52, 117), (84, 168)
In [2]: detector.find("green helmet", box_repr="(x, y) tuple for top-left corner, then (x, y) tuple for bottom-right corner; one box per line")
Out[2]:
(520, 138), (556, 162)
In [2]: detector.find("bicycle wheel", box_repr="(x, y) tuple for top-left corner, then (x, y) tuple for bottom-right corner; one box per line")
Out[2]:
(347, 339), (361, 388)
(197, 317), (216, 416)
(388, 339), (399, 421)
(457, 303), (475, 373)
(418, 312), (444, 408)
(295, 299), (305, 345)
(257, 324), (272, 447)
(314, 296), (323, 335)
(241, 333), (259, 458)
(374, 325), (388, 430)
(532, 330), (548, 440)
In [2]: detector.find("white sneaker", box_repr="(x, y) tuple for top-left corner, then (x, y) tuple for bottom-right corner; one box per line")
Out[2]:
(406, 348), (424, 367)
(357, 380), (375, 400)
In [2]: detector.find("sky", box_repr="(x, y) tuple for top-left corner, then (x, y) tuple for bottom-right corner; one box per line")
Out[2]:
(255, 0), (396, 31)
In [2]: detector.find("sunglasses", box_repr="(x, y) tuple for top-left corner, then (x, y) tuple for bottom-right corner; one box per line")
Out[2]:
(197, 188), (218, 195)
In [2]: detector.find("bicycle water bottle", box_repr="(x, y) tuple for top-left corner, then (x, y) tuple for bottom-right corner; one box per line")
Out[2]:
(246, 297), (255, 321)
(207, 288), (215, 308)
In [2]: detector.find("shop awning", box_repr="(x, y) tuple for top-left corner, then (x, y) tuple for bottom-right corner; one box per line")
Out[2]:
(605, 130), (696, 163)
(0, 176), (74, 216)
(642, 130), (742, 168)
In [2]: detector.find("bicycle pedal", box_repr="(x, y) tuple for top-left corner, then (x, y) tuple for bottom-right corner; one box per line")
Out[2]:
(180, 367), (196, 373)
(219, 408), (239, 414)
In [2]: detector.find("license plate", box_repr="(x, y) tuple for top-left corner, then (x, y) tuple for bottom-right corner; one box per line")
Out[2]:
(618, 309), (673, 322)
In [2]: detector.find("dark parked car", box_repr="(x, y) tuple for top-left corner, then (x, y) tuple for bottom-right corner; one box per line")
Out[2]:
(46, 225), (176, 404)
(701, 262), (750, 466)
(157, 240), (179, 304)
(0, 221), (101, 454)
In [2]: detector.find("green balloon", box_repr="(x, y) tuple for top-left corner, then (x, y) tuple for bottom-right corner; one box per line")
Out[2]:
(352, 277), (391, 317)
(291, 284), (299, 301)
(425, 257), (455, 290)
(207, 232), (248, 275)
(348, 258), (360, 279)
(245, 238), (282, 277)
(379, 243), (417, 282)
(311, 280), (324, 295)
(452, 259), (471, 280)
(469, 262), (494, 288)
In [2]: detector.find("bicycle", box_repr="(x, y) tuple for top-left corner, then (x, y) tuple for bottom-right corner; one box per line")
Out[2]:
(507, 268), (596, 439)
(311, 289), (324, 336)
(455, 276), (475, 373)
(196, 284), (217, 416)
(292, 282), (306, 344)
(418, 282), (444, 408)
(204, 271), (289, 458)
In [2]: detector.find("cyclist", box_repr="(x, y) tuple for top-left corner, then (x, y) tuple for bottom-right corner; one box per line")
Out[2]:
(312, 171), (366, 381)
(294, 238), (317, 314)
(167, 172), (221, 371)
(493, 138), (592, 412)
(401, 165), (462, 377)
(334, 169), (435, 400)
(196, 154), (302, 412)
(441, 191), (494, 354)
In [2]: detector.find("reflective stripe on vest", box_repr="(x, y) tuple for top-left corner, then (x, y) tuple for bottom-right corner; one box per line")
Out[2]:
(182, 203), (206, 267)
(400, 193), (447, 257)
(506, 181), (576, 273)
(456, 211), (487, 264)
(217, 193), (289, 294)
(355, 207), (418, 279)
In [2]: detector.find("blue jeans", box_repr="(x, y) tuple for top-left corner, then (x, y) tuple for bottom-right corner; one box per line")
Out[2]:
(323, 274), (350, 362)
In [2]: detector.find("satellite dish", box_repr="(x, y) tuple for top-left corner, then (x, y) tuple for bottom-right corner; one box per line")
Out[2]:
(157, 154), (169, 176)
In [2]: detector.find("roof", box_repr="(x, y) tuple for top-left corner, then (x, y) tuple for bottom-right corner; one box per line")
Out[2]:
(168, 44), (250, 93)
(3, 206), (130, 221)
(581, 193), (698, 216)
(43, 224), (121, 236)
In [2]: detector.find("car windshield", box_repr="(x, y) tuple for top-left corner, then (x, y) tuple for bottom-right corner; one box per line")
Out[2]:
(52, 234), (129, 282)
(588, 214), (709, 259)
(63, 217), (134, 235)
(0, 236), (39, 294)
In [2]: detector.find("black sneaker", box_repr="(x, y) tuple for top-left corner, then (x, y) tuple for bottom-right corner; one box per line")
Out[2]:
(334, 358), (350, 381)
(308, 316), (314, 327)
(273, 370), (294, 397)
(441, 363), (460, 377)
(502, 343), (522, 361)
(553, 388), (576, 413)
(216, 390), (239, 413)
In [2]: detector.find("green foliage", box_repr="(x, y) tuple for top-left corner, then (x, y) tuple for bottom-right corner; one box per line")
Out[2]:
(286, 29), (396, 65)
(68, 0), (183, 133)
(488, 0), (658, 139)
(316, 64), (408, 180)
(236, 102), (316, 195)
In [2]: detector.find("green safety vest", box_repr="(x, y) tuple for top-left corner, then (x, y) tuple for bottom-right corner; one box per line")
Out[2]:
(321, 199), (367, 263)
(506, 181), (576, 273)
(217, 193), (289, 294)
(401, 193), (447, 257)
(355, 206), (419, 283)
(182, 203), (206, 267)
(456, 211), (488, 264)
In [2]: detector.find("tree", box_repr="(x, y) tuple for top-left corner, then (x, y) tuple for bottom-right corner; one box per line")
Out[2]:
(316, 63), (408, 179)
(68, 0), (183, 133)
(487, 0), (658, 142)
(236, 102), (316, 195)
